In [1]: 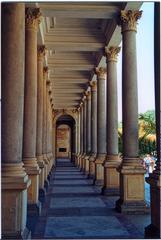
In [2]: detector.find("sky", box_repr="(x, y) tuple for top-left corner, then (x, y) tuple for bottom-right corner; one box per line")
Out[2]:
(117, 2), (155, 121)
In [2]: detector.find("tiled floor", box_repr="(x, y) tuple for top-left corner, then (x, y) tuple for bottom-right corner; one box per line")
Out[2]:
(32, 158), (150, 239)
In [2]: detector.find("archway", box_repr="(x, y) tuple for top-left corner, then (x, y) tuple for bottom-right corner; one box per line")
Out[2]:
(56, 114), (76, 162)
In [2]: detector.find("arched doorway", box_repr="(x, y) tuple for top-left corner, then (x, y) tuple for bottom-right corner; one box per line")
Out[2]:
(56, 114), (76, 162)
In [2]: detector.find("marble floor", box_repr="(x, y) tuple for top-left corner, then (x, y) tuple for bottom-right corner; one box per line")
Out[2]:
(32, 158), (150, 239)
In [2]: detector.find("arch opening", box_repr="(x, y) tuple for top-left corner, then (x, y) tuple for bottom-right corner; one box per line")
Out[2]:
(56, 114), (76, 162)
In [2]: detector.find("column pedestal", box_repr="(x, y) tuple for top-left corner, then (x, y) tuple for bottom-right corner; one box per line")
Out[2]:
(23, 158), (41, 216)
(37, 155), (46, 201)
(2, 163), (31, 239)
(144, 171), (160, 238)
(84, 155), (90, 176)
(94, 154), (106, 186)
(102, 155), (121, 195)
(115, 158), (149, 214)
(88, 153), (96, 179)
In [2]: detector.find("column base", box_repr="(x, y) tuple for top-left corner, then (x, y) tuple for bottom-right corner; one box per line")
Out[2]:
(115, 198), (149, 214)
(2, 227), (31, 240)
(93, 179), (104, 186)
(144, 223), (160, 239)
(2, 163), (31, 239)
(102, 186), (119, 196)
(27, 201), (42, 217)
(94, 154), (105, 186)
(102, 155), (121, 196)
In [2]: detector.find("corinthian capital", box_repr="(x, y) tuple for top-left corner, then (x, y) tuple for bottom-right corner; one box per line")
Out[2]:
(37, 45), (46, 59)
(120, 10), (142, 32)
(90, 80), (97, 91)
(25, 8), (41, 30)
(95, 67), (106, 79)
(105, 46), (121, 62)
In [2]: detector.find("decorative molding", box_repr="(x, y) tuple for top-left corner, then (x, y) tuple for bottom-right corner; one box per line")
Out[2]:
(43, 66), (48, 74)
(105, 46), (121, 62)
(95, 67), (106, 79)
(89, 80), (97, 91)
(120, 10), (142, 32)
(25, 8), (41, 31)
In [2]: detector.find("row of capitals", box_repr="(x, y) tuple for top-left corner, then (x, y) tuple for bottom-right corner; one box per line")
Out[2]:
(25, 8), (142, 32)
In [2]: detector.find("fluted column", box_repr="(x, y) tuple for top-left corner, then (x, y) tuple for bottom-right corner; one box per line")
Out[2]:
(82, 96), (87, 172)
(145, 3), (160, 238)
(94, 67), (107, 185)
(23, 7), (41, 215)
(102, 46), (121, 196)
(37, 45), (46, 198)
(89, 81), (97, 179)
(2, 4), (31, 238)
(84, 89), (92, 175)
(42, 67), (50, 189)
(116, 10), (148, 213)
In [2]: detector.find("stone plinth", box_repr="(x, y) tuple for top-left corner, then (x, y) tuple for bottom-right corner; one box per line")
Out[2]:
(102, 155), (122, 196)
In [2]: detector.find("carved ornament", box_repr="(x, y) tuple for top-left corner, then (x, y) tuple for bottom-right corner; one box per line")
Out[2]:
(25, 8), (41, 31)
(120, 10), (142, 32)
(89, 81), (97, 91)
(37, 45), (46, 59)
(95, 67), (106, 79)
(105, 46), (121, 62)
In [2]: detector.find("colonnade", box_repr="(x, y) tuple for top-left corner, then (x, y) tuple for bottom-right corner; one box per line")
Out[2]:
(2, 4), (54, 238)
(2, 3), (160, 239)
(76, 10), (148, 214)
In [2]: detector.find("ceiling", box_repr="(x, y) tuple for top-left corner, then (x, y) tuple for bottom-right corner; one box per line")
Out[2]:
(28, 2), (142, 110)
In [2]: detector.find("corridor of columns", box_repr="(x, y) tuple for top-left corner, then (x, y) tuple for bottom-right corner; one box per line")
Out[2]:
(2, 2), (160, 240)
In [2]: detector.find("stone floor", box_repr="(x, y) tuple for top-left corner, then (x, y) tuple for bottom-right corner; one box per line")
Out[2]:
(32, 158), (151, 239)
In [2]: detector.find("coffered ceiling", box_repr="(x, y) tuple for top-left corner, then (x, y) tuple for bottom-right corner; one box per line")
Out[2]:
(27, 2), (142, 110)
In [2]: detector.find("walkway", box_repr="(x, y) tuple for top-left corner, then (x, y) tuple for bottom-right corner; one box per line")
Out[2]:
(32, 158), (150, 239)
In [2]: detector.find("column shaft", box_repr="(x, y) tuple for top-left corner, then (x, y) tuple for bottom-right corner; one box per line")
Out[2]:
(82, 98), (87, 171)
(116, 10), (148, 214)
(102, 47), (121, 196)
(79, 104), (84, 169)
(36, 46), (46, 193)
(84, 90), (91, 175)
(89, 81), (97, 179)
(2, 3), (30, 238)
(94, 67), (107, 185)
(23, 7), (41, 214)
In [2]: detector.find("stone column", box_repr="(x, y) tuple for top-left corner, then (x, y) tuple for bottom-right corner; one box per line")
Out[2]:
(76, 108), (81, 167)
(89, 81), (97, 179)
(84, 89), (92, 175)
(102, 46), (122, 196)
(37, 45), (46, 199)
(94, 67), (107, 185)
(23, 7), (41, 215)
(79, 102), (84, 169)
(116, 10), (148, 213)
(46, 82), (52, 176)
(2, 3), (31, 238)
(82, 96), (87, 172)
(42, 67), (50, 189)
(145, 3), (160, 238)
